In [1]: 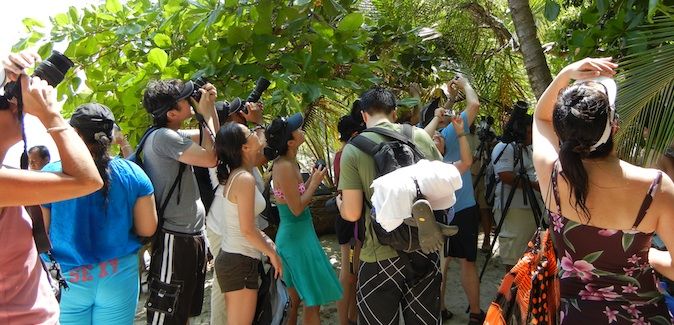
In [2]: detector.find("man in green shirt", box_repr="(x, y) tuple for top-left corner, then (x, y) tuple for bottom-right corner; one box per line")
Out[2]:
(337, 87), (472, 324)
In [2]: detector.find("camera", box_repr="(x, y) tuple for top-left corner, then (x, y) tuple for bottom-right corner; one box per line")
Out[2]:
(4, 51), (74, 100)
(501, 101), (532, 144)
(443, 109), (456, 119)
(190, 76), (209, 102)
(314, 159), (326, 170)
(241, 77), (271, 114)
(477, 116), (496, 143)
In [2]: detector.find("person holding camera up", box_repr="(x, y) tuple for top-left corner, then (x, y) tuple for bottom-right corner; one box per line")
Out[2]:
(0, 50), (103, 324)
(265, 113), (343, 325)
(141, 78), (219, 325)
(204, 95), (267, 325)
(40, 103), (158, 325)
(424, 74), (484, 323)
(491, 105), (542, 271)
(210, 121), (283, 324)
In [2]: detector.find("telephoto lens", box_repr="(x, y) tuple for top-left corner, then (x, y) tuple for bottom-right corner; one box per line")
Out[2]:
(4, 51), (74, 100)
(246, 77), (271, 103)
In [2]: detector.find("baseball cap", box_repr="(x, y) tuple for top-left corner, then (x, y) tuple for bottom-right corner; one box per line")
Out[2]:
(284, 112), (304, 133)
(69, 103), (115, 135)
(215, 97), (244, 122)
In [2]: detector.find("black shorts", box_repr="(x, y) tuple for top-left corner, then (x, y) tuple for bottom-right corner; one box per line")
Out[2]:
(146, 229), (207, 325)
(215, 251), (260, 292)
(335, 216), (365, 245)
(444, 205), (480, 261)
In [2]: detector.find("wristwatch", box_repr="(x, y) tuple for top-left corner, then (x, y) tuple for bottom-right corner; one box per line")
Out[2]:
(665, 146), (674, 159)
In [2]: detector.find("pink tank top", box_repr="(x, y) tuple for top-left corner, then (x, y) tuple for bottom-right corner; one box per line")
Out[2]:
(0, 206), (59, 324)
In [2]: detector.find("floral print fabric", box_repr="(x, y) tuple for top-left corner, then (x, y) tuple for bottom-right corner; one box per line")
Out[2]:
(548, 168), (672, 324)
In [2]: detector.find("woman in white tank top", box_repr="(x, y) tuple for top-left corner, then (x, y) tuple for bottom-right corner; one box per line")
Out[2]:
(211, 122), (283, 324)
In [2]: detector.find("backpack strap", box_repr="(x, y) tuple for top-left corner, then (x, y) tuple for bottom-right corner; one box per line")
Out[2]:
(157, 163), (187, 225)
(367, 126), (417, 147)
(133, 126), (161, 159)
(632, 171), (663, 230)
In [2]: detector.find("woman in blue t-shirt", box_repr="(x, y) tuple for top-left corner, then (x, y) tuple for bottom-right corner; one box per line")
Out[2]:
(41, 103), (158, 325)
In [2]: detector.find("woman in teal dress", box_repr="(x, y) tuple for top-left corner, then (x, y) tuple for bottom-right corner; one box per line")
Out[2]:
(264, 113), (343, 325)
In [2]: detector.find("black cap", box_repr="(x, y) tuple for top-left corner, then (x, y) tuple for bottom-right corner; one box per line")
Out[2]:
(176, 81), (194, 101)
(215, 97), (244, 122)
(69, 103), (115, 135)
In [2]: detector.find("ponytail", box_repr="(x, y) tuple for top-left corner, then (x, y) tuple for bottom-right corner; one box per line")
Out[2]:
(558, 139), (590, 221)
(81, 131), (112, 198)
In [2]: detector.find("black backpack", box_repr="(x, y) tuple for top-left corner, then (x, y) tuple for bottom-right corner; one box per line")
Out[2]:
(349, 124), (426, 252)
(128, 126), (186, 243)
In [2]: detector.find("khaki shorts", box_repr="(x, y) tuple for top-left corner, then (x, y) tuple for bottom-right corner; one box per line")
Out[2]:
(495, 208), (538, 265)
(215, 251), (260, 292)
(473, 178), (489, 209)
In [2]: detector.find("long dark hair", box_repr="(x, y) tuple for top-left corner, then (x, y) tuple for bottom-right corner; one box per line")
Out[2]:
(215, 122), (248, 184)
(552, 82), (614, 221)
(78, 130), (112, 198)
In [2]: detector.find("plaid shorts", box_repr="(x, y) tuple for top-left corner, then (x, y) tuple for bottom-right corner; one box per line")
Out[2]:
(357, 251), (442, 324)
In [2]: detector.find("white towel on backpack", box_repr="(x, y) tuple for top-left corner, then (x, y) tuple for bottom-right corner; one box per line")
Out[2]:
(370, 160), (463, 232)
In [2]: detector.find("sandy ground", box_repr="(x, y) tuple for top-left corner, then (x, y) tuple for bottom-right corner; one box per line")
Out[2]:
(134, 233), (504, 324)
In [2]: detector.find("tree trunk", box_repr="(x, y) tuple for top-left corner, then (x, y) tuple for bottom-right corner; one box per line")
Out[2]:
(508, 0), (552, 99)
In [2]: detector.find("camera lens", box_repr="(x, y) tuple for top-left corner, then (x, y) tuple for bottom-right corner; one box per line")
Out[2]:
(33, 51), (74, 87)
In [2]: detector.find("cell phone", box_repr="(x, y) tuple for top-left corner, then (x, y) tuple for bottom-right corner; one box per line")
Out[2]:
(314, 159), (326, 170)
(444, 110), (456, 118)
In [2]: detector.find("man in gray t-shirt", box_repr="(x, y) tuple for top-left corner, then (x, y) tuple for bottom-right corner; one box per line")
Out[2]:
(144, 128), (206, 234)
(142, 79), (220, 325)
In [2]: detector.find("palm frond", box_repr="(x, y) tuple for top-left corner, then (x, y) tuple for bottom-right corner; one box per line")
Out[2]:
(615, 16), (674, 165)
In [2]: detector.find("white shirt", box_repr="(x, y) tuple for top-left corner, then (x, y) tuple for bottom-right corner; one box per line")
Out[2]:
(371, 160), (463, 232)
(491, 142), (542, 211)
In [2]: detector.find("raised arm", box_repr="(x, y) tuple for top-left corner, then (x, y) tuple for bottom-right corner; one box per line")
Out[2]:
(451, 116), (473, 173)
(179, 83), (220, 168)
(0, 76), (102, 207)
(453, 75), (480, 126)
(532, 57), (617, 181)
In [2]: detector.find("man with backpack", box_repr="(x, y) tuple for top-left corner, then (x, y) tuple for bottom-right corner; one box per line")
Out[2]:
(140, 79), (220, 325)
(337, 87), (473, 324)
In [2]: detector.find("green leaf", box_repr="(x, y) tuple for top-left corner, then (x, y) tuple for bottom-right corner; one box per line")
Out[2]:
(582, 251), (603, 264)
(53, 13), (70, 25)
(148, 48), (169, 70)
(227, 25), (252, 45)
(622, 233), (635, 252)
(337, 13), (363, 33)
(37, 42), (53, 59)
(254, 20), (273, 35)
(69, 6), (80, 23)
(106, 0), (123, 13)
(544, 0), (561, 21)
(647, 0), (659, 20)
(22, 18), (45, 30)
(224, 0), (237, 8)
(397, 97), (420, 107)
(597, 0), (609, 14)
(153, 33), (173, 48)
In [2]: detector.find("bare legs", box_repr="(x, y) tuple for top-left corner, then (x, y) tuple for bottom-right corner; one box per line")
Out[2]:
(224, 288), (258, 325)
(287, 287), (322, 325)
(337, 242), (360, 325)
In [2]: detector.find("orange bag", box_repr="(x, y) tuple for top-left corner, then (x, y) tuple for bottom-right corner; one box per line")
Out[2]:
(485, 229), (560, 325)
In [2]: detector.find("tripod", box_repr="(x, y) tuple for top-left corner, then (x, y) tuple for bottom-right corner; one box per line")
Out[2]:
(478, 142), (543, 282)
(472, 136), (494, 192)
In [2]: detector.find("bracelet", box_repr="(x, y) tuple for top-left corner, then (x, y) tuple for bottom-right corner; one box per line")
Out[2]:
(253, 124), (266, 131)
(46, 126), (70, 133)
(457, 133), (466, 138)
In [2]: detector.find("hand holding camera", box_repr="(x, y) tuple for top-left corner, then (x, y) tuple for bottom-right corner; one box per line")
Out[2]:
(21, 76), (59, 120)
(451, 115), (465, 135)
(310, 159), (328, 188)
(242, 101), (264, 125)
(194, 82), (217, 117)
(2, 50), (41, 83)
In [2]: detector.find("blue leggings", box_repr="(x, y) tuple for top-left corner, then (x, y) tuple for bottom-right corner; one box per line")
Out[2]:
(59, 253), (139, 325)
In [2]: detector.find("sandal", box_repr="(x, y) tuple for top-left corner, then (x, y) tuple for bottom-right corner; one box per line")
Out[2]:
(468, 310), (485, 325)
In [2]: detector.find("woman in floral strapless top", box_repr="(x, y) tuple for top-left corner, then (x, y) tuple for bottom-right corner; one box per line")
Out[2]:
(532, 57), (674, 324)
